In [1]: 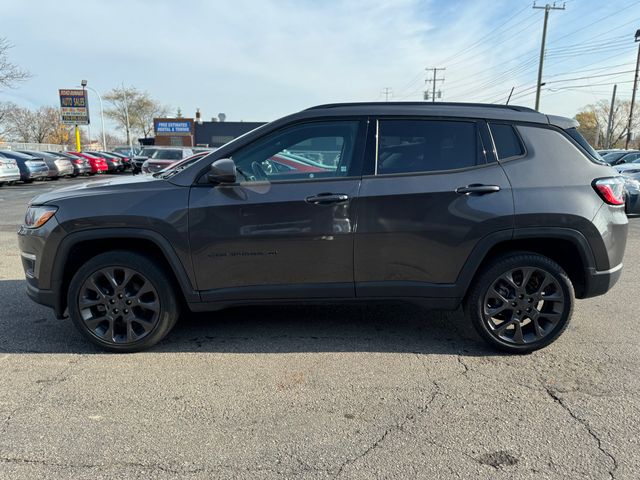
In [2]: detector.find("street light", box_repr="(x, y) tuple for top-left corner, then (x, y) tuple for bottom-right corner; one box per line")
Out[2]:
(625, 29), (640, 149)
(79, 80), (107, 151)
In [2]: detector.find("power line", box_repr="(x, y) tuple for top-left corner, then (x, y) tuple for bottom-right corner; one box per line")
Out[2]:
(437, 3), (532, 66)
(380, 87), (393, 102)
(546, 2), (639, 46)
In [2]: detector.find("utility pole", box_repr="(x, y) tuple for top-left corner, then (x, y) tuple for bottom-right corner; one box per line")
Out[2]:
(381, 87), (393, 102)
(533, 2), (565, 111)
(605, 84), (617, 149)
(624, 29), (640, 149)
(424, 67), (445, 102)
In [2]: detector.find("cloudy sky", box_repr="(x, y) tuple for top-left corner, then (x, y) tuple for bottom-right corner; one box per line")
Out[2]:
(1, 0), (639, 131)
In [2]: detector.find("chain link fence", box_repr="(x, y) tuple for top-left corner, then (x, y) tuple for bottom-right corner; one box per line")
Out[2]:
(0, 142), (68, 152)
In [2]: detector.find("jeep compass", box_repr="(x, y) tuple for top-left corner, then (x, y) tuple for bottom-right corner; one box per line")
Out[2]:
(18, 103), (628, 353)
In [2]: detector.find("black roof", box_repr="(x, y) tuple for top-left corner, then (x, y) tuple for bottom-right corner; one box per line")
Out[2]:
(300, 101), (571, 127)
(306, 102), (537, 113)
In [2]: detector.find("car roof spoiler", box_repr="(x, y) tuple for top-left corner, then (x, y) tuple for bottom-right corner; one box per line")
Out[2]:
(547, 114), (579, 130)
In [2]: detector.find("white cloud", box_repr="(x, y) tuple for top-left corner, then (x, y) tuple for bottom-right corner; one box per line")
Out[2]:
(1, 0), (638, 130)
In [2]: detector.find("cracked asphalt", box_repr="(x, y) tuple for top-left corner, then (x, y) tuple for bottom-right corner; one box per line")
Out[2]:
(0, 177), (639, 479)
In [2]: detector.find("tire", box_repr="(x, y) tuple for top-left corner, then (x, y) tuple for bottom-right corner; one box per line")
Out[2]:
(23, 179), (33, 184)
(67, 250), (180, 352)
(464, 252), (574, 354)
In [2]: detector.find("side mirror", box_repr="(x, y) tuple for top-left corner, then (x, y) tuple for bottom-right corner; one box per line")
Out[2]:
(207, 158), (236, 184)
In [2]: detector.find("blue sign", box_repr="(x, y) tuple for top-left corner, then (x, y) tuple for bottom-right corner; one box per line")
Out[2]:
(155, 121), (191, 133)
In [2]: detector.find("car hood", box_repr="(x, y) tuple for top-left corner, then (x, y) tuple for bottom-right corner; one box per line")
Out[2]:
(30, 174), (164, 205)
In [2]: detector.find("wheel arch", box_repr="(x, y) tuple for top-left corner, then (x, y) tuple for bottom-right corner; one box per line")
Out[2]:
(458, 228), (596, 300)
(52, 228), (199, 318)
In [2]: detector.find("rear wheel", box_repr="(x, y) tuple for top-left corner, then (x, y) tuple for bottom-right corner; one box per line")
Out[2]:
(465, 253), (574, 353)
(67, 251), (180, 352)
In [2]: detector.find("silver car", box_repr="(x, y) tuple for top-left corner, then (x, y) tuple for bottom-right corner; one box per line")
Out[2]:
(0, 153), (21, 185)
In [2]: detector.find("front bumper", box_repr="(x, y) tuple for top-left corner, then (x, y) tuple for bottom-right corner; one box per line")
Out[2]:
(18, 217), (67, 318)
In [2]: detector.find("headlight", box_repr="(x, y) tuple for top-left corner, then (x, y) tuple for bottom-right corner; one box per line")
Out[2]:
(24, 206), (58, 229)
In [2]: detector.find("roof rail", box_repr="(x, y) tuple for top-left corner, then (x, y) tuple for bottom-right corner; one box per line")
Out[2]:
(305, 102), (537, 113)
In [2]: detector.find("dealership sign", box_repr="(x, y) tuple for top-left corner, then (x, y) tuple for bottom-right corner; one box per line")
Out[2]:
(155, 120), (192, 134)
(59, 89), (90, 125)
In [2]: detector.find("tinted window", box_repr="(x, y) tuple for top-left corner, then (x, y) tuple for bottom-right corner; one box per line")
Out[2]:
(231, 121), (359, 181)
(489, 123), (524, 160)
(377, 120), (484, 175)
(151, 150), (183, 160)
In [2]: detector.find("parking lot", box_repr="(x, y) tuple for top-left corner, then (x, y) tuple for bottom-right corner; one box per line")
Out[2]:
(0, 176), (638, 479)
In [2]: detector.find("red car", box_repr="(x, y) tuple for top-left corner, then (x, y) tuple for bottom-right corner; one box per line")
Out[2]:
(269, 153), (331, 173)
(67, 152), (108, 174)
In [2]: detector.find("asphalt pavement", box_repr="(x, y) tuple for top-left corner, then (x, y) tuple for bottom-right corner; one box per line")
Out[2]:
(0, 177), (638, 479)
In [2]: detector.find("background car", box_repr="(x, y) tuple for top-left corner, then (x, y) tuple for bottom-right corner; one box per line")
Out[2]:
(141, 151), (210, 174)
(602, 150), (640, 165)
(0, 150), (49, 182)
(100, 151), (132, 170)
(66, 152), (108, 174)
(19, 150), (74, 179)
(112, 146), (141, 157)
(623, 177), (640, 216)
(597, 149), (624, 156)
(46, 151), (92, 176)
(86, 151), (123, 172)
(133, 147), (194, 174)
(0, 152), (21, 185)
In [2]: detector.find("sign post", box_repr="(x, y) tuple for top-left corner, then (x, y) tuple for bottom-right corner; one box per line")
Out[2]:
(59, 88), (90, 151)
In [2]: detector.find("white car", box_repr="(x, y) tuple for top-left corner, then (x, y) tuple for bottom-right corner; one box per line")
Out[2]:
(0, 153), (21, 185)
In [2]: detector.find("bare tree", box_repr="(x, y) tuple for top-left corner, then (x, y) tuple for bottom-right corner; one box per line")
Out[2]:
(3, 106), (62, 143)
(136, 96), (169, 138)
(0, 101), (16, 139)
(104, 86), (168, 142)
(104, 132), (126, 149)
(575, 99), (639, 149)
(0, 37), (31, 90)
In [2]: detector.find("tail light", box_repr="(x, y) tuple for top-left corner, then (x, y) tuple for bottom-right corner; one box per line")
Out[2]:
(593, 177), (625, 206)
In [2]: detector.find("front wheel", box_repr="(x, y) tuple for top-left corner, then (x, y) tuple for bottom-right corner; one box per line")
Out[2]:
(67, 251), (180, 352)
(465, 253), (574, 354)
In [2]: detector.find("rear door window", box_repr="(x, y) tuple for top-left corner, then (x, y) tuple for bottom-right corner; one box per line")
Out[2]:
(489, 123), (525, 160)
(376, 119), (485, 175)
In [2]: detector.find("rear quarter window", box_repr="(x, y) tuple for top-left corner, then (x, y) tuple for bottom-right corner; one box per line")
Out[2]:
(489, 123), (525, 160)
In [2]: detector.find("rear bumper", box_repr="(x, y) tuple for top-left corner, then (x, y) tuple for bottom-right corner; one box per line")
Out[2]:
(0, 172), (21, 182)
(582, 263), (623, 298)
(25, 168), (48, 179)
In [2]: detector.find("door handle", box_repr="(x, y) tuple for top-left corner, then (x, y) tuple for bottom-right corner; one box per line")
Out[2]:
(305, 193), (350, 205)
(455, 184), (501, 195)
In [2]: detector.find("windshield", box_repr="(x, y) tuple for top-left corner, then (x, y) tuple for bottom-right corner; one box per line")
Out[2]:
(151, 150), (183, 160)
(564, 128), (604, 163)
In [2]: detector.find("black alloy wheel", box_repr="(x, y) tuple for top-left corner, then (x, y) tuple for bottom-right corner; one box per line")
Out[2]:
(465, 253), (574, 353)
(78, 266), (161, 344)
(68, 251), (179, 352)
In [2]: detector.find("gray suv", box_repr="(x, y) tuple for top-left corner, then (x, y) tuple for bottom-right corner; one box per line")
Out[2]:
(18, 103), (628, 353)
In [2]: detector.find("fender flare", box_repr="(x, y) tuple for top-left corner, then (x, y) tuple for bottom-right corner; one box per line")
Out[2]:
(455, 227), (597, 297)
(51, 228), (200, 316)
